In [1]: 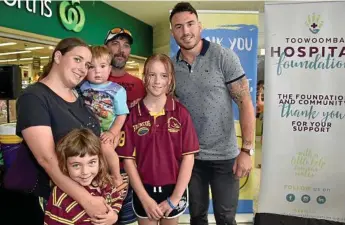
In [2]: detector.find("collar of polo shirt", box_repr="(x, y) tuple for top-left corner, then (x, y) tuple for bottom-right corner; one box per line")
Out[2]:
(136, 96), (176, 117)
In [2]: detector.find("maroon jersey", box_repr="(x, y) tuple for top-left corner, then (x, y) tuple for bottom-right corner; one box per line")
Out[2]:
(44, 182), (128, 225)
(117, 96), (199, 186)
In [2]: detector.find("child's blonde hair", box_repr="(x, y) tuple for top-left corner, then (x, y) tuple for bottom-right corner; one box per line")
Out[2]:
(90, 45), (112, 64)
(56, 128), (112, 188)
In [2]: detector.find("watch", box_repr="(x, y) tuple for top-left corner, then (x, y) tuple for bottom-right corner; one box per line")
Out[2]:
(241, 148), (254, 156)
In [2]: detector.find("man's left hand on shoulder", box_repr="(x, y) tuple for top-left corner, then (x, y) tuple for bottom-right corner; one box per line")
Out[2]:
(233, 150), (252, 178)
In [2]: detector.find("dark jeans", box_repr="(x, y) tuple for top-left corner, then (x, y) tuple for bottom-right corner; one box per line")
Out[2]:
(189, 159), (239, 225)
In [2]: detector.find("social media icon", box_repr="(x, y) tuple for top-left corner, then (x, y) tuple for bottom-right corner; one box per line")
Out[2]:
(301, 195), (311, 203)
(316, 196), (326, 204)
(286, 194), (295, 202)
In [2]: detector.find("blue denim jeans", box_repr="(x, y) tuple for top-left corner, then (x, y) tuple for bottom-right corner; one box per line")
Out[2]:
(189, 159), (239, 225)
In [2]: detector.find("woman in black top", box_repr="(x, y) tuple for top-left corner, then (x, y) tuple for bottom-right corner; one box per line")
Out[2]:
(1, 38), (117, 224)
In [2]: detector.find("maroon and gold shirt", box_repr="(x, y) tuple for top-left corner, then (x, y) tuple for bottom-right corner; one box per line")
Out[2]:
(117, 96), (199, 186)
(44, 182), (128, 225)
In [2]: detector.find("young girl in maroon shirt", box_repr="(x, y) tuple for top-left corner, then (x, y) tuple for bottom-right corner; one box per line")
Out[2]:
(44, 128), (128, 225)
(117, 54), (199, 225)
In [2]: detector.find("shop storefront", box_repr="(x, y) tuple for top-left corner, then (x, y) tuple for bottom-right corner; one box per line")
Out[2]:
(0, 0), (153, 124)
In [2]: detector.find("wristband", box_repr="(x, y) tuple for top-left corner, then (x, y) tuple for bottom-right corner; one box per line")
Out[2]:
(167, 197), (176, 209)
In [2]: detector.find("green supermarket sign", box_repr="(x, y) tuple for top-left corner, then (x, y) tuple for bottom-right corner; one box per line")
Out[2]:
(59, 0), (85, 33)
(2, 0), (85, 33)
(0, 1), (153, 57)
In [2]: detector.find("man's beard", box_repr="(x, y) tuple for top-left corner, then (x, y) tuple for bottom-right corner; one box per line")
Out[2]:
(177, 35), (201, 51)
(111, 54), (127, 69)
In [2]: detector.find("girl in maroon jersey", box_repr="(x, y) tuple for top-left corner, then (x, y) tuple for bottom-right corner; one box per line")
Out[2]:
(44, 128), (128, 225)
(117, 54), (199, 225)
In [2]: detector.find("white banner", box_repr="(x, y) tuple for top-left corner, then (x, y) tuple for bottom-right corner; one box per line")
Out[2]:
(259, 1), (345, 223)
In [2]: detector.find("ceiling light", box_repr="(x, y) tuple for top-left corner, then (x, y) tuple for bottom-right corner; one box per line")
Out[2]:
(20, 57), (33, 61)
(48, 46), (54, 50)
(0, 50), (31, 56)
(127, 61), (135, 64)
(0, 59), (17, 63)
(0, 42), (17, 47)
(25, 47), (44, 50)
(40, 56), (49, 59)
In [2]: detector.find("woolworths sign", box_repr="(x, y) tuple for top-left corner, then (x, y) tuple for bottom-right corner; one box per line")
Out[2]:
(2, 0), (85, 33)
(59, 0), (85, 33)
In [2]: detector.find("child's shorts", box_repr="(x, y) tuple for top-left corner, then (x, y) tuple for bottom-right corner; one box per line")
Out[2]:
(132, 184), (188, 219)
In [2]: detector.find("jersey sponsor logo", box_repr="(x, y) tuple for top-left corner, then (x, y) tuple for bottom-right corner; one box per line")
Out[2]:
(137, 127), (149, 136)
(133, 120), (151, 132)
(167, 117), (181, 133)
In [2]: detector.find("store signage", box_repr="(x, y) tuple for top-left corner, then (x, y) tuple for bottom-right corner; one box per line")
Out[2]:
(32, 57), (41, 70)
(59, 0), (85, 33)
(3, 0), (52, 18)
(2, 0), (85, 33)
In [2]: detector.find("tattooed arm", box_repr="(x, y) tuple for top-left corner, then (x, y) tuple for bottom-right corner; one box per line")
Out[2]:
(228, 76), (255, 150)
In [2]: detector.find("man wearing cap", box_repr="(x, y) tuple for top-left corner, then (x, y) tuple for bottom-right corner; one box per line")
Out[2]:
(104, 27), (144, 225)
(104, 27), (145, 109)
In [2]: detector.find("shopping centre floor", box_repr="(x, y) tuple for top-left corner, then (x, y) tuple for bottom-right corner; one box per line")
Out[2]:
(130, 137), (263, 225)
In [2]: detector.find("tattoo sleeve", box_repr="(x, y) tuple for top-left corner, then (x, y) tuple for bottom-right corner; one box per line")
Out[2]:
(229, 77), (251, 108)
(228, 76), (255, 149)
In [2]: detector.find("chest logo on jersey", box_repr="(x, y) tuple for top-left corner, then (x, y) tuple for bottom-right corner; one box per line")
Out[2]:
(168, 117), (181, 133)
(133, 120), (151, 136)
(137, 127), (149, 136)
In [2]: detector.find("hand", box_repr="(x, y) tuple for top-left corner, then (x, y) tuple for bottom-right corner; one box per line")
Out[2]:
(142, 196), (164, 220)
(233, 152), (252, 178)
(113, 132), (121, 147)
(113, 175), (123, 188)
(83, 196), (108, 218)
(158, 197), (179, 217)
(101, 131), (115, 144)
(91, 203), (118, 225)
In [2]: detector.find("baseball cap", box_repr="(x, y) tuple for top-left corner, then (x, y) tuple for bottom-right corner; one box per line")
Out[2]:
(104, 27), (133, 45)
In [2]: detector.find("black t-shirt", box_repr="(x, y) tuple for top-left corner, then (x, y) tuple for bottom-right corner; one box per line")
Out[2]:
(15, 82), (101, 198)
(16, 82), (101, 142)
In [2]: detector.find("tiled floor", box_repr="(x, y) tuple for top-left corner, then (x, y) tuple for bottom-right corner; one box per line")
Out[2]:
(178, 213), (254, 224)
(127, 213), (254, 225)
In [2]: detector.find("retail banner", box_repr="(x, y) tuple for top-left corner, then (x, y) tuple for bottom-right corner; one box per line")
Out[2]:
(170, 10), (259, 214)
(257, 1), (345, 224)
